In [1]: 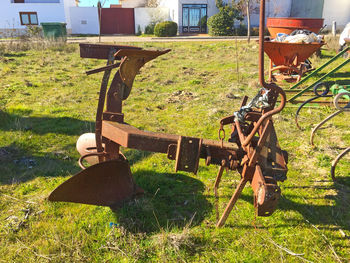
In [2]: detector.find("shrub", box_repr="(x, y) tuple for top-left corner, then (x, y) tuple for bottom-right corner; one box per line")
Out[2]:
(0, 44), (5, 56)
(26, 25), (42, 38)
(234, 23), (247, 36)
(251, 27), (259, 36)
(208, 4), (242, 36)
(154, 21), (178, 37)
(248, 27), (269, 36)
(136, 25), (142, 36)
(208, 11), (233, 36)
(145, 23), (156, 35)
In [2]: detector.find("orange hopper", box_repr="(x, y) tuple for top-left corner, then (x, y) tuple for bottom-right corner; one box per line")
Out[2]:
(264, 41), (324, 82)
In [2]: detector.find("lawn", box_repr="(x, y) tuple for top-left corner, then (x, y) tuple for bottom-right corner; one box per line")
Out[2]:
(0, 39), (349, 262)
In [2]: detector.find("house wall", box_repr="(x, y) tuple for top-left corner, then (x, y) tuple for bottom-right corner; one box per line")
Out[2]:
(239, 0), (293, 28)
(159, 0), (219, 33)
(323, 0), (350, 30)
(63, 0), (76, 32)
(266, 0), (292, 18)
(70, 7), (99, 35)
(159, 0), (179, 24)
(290, 0), (324, 18)
(0, 0), (75, 37)
(177, 0), (219, 32)
(19, 0), (60, 2)
(160, 0), (293, 33)
(288, 0), (350, 30)
(134, 7), (169, 33)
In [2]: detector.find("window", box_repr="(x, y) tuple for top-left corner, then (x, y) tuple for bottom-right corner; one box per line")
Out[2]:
(19, 12), (38, 25)
(12, 0), (60, 3)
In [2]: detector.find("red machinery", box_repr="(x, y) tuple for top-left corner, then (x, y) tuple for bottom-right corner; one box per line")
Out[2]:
(267, 18), (324, 39)
(265, 17), (324, 83)
(265, 41), (324, 82)
(48, 0), (288, 227)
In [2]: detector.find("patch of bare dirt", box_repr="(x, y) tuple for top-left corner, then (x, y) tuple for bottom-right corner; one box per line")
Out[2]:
(166, 90), (197, 103)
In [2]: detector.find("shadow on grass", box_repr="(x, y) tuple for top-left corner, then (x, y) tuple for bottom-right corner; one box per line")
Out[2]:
(309, 73), (350, 82)
(0, 110), (94, 136)
(122, 149), (153, 166)
(279, 180), (350, 231)
(320, 53), (335, 59)
(0, 142), (154, 186)
(3, 52), (26, 58)
(0, 142), (80, 184)
(234, 178), (350, 231)
(111, 170), (212, 234)
(0, 111), (156, 186)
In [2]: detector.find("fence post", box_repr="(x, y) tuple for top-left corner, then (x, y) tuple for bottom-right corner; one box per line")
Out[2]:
(332, 21), (337, 37)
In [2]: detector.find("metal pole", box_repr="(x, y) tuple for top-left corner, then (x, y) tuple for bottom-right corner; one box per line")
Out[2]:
(332, 21), (337, 37)
(98, 1), (102, 43)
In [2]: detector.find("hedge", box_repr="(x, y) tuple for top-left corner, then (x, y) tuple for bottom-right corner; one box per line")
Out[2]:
(154, 21), (178, 37)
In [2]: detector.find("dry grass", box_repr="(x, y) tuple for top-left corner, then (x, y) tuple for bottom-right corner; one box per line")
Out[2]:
(0, 37), (72, 54)
(324, 35), (341, 52)
(0, 40), (349, 262)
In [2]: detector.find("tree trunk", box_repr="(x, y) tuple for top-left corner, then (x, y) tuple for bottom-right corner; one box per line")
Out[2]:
(246, 3), (251, 43)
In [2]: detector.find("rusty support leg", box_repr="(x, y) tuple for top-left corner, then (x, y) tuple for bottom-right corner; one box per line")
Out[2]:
(104, 140), (120, 160)
(268, 59), (273, 82)
(216, 177), (248, 227)
(95, 48), (117, 162)
(214, 161), (226, 197)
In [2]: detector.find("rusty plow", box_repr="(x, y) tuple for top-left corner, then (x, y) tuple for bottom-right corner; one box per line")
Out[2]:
(49, 0), (288, 227)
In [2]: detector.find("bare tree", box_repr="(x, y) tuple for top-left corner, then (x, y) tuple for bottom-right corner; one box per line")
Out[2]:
(148, 8), (167, 24)
(146, 0), (159, 8)
(236, 0), (259, 42)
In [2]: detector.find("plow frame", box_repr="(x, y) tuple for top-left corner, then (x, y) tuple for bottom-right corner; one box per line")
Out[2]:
(49, 0), (289, 227)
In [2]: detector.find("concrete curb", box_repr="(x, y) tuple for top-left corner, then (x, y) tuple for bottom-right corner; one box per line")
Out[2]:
(151, 36), (259, 40)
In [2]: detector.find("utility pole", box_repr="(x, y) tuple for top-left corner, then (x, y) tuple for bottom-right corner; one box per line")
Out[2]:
(98, 1), (102, 43)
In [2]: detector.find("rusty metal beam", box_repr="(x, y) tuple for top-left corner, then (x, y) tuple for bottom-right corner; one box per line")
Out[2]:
(102, 121), (241, 169)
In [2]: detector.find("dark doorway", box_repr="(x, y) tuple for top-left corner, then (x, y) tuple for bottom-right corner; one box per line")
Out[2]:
(182, 4), (207, 33)
(100, 8), (135, 35)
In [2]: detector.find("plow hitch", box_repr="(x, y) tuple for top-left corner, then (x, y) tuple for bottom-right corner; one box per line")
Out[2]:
(49, 0), (288, 227)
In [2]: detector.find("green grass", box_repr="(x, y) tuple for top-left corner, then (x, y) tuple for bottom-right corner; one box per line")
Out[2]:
(0, 40), (349, 262)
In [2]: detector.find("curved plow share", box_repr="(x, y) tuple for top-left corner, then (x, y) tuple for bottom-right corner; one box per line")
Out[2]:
(295, 82), (350, 130)
(331, 147), (350, 182)
(309, 91), (350, 182)
(49, 0), (288, 227)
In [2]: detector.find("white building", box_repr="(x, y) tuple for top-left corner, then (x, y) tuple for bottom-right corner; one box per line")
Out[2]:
(2, 0), (348, 37)
(69, 7), (99, 35)
(0, 0), (75, 37)
(121, 0), (350, 34)
(121, 0), (293, 34)
(322, 0), (350, 30)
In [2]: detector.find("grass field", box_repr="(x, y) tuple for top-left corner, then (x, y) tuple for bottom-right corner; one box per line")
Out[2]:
(0, 39), (349, 262)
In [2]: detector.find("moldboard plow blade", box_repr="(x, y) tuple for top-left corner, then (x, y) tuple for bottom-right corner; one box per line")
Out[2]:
(48, 159), (143, 206)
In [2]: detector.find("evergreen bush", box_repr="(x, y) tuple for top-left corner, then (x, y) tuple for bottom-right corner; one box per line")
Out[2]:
(154, 21), (178, 37)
